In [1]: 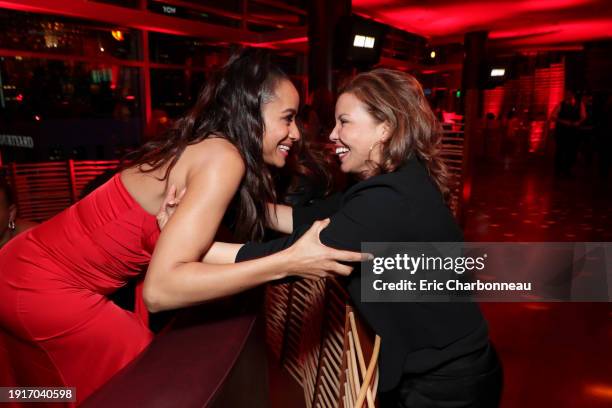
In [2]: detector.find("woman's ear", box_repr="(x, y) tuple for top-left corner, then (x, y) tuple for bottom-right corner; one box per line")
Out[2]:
(379, 121), (392, 142)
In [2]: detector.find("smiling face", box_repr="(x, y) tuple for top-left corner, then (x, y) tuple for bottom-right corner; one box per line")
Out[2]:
(261, 79), (300, 168)
(329, 92), (389, 175)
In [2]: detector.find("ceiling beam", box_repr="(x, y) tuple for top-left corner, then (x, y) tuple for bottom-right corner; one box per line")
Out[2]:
(0, 0), (255, 43)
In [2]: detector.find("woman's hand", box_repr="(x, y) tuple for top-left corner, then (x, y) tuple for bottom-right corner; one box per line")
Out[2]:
(282, 218), (372, 280)
(156, 185), (186, 230)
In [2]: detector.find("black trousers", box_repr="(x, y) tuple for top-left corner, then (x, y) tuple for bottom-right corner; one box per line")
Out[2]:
(379, 343), (503, 408)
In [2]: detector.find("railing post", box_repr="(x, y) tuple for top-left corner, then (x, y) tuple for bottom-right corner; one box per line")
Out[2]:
(67, 159), (77, 203)
(9, 162), (18, 205)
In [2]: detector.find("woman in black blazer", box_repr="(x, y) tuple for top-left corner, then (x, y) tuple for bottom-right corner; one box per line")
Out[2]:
(167, 69), (503, 406)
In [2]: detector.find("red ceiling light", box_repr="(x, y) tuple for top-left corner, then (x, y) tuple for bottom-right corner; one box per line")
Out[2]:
(352, 0), (612, 47)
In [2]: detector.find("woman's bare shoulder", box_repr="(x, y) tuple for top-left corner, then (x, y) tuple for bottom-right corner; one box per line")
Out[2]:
(184, 137), (245, 171)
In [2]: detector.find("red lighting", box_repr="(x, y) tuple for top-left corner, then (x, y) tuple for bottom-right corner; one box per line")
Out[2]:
(247, 36), (308, 49)
(16, 93), (24, 102)
(585, 384), (612, 400)
(34, 115), (41, 121)
(523, 303), (551, 311)
(528, 121), (545, 153)
(483, 87), (505, 118)
(125, 95), (135, 100)
(462, 180), (472, 202)
(353, 0), (610, 46)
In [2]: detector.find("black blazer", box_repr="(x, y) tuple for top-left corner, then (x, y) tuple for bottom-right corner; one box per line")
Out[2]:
(237, 157), (488, 391)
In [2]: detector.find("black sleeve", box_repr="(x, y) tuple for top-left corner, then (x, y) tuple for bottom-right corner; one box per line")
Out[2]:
(236, 186), (402, 262)
(292, 192), (343, 229)
(235, 224), (310, 262)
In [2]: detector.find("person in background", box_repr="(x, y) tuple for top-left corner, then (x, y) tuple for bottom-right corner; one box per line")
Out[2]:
(550, 90), (586, 177)
(596, 93), (612, 179)
(0, 180), (37, 249)
(579, 93), (595, 166)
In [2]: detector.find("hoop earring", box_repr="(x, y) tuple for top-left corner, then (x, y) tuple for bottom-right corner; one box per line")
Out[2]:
(368, 140), (382, 160)
(8, 219), (16, 231)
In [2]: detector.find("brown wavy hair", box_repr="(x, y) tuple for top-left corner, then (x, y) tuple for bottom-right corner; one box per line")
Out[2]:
(339, 68), (450, 198)
(125, 48), (287, 241)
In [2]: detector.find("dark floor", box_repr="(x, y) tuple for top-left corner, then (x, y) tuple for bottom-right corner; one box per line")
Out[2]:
(465, 155), (612, 407)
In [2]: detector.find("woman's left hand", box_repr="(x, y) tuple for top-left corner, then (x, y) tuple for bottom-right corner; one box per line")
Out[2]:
(156, 185), (186, 230)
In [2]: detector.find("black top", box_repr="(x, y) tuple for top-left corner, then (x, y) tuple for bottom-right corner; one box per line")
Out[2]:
(236, 157), (488, 391)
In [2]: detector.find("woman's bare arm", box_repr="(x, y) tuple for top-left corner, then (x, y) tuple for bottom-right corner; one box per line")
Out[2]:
(266, 202), (293, 234)
(144, 141), (259, 311)
(144, 141), (366, 312)
(201, 242), (243, 264)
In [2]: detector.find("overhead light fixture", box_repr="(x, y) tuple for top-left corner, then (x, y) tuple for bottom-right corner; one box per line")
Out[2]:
(111, 30), (124, 42)
(430, 50), (436, 59)
(353, 35), (375, 49)
(490, 68), (505, 77)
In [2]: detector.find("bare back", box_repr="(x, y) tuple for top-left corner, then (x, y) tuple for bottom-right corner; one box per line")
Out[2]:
(120, 138), (242, 216)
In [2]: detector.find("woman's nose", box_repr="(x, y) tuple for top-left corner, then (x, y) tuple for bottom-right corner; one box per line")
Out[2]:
(290, 123), (300, 141)
(329, 125), (339, 142)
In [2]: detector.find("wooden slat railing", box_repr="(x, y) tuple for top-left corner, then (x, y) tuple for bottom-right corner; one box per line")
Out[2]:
(2, 160), (120, 222)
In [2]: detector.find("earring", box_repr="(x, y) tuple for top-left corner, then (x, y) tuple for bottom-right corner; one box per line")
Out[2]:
(8, 219), (16, 231)
(369, 140), (382, 152)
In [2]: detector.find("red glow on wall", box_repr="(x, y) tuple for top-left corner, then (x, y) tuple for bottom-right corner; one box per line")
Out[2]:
(462, 180), (472, 202)
(528, 121), (545, 153)
(111, 65), (119, 92)
(585, 384), (612, 400)
(483, 87), (505, 118)
(544, 64), (565, 118)
(481, 61), (563, 154)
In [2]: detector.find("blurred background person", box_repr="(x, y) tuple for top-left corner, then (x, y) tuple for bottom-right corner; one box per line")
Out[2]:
(0, 180), (37, 249)
(550, 90), (586, 177)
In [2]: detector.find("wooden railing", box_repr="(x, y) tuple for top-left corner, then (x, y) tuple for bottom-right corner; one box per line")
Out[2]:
(441, 127), (466, 218)
(2, 160), (120, 222)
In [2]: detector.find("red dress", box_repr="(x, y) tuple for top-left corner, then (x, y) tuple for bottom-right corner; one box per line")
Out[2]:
(0, 173), (160, 404)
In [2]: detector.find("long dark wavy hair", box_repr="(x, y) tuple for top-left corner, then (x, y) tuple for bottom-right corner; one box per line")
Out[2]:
(0, 179), (15, 207)
(339, 68), (451, 198)
(125, 48), (288, 241)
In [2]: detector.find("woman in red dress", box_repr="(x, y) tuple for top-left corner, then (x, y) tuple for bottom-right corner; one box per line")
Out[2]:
(0, 49), (363, 404)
